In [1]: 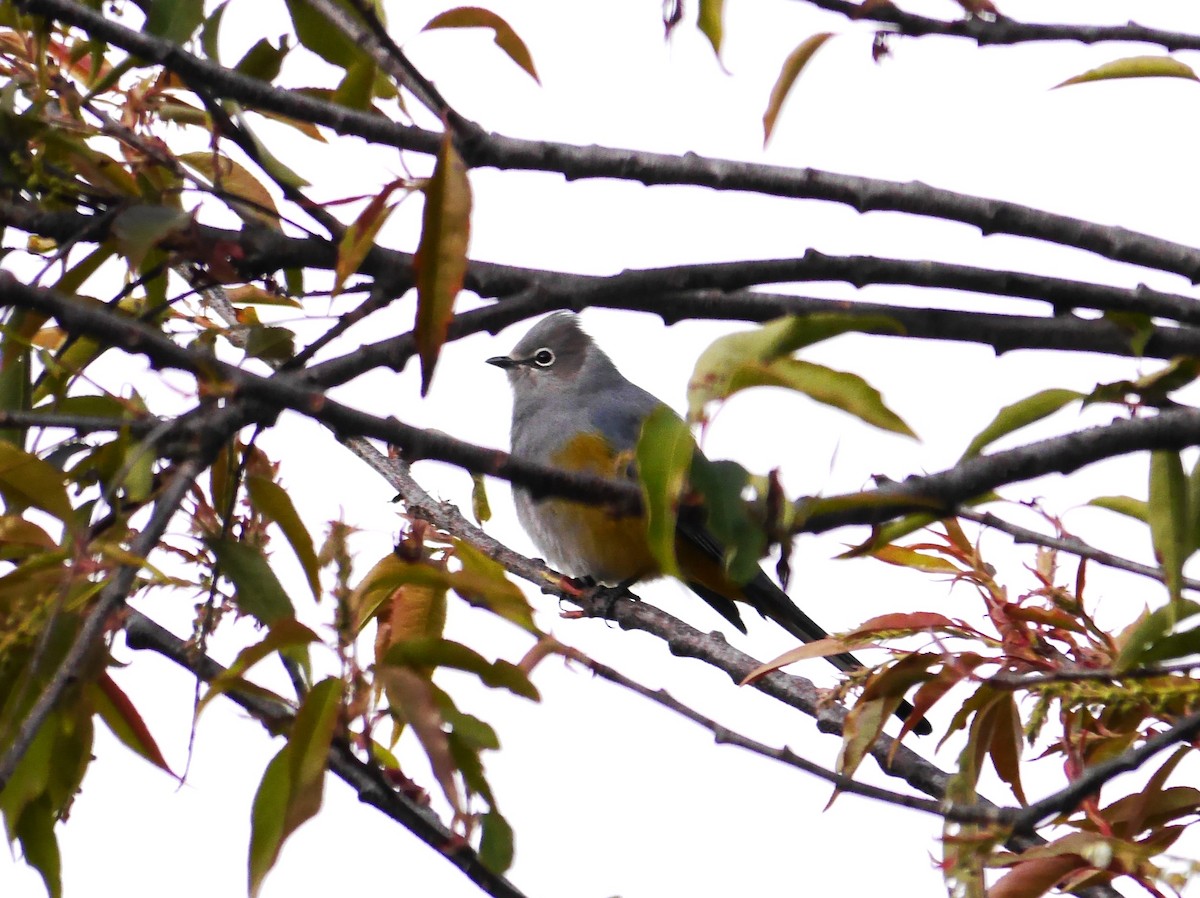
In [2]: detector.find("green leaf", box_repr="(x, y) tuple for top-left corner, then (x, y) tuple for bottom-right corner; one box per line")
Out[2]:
(686, 458), (764, 584)
(110, 205), (192, 268)
(422, 6), (540, 83)
(207, 537), (295, 624)
(479, 810), (515, 873)
(382, 638), (538, 700)
(414, 133), (472, 395)
(687, 314), (906, 427)
(199, 618), (320, 714)
(1149, 450), (1188, 603)
(960, 389), (1083, 459)
(141, 0), (205, 44)
(283, 0), (364, 68)
(636, 406), (696, 578)
(452, 540), (535, 631)
(1088, 494), (1148, 523)
(471, 473), (492, 524)
(762, 32), (834, 145)
(332, 57), (377, 111)
(14, 796), (61, 898)
(244, 325), (296, 363)
(200, 1), (230, 62)
(247, 475), (321, 601)
(1113, 599), (1200, 672)
(248, 678), (341, 897)
(234, 36), (290, 82)
(0, 441), (77, 526)
(248, 748), (289, 898)
(1054, 55), (1200, 89)
(755, 358), (915, 437)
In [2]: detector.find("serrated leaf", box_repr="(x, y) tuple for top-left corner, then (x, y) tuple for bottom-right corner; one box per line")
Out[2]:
(1054, 55), (1200, 89)
(1149, 450), (1188, 603)
(763, 32), (834, 145)
(422, 6), (540, 83)
(247, 475), (320, 601)
(208, 537), (295, 625)
(414, 133), (472, 395)
(88, 672), (176, 777)
(961, 389), (1083, 459)
(636, 406), (695, 578)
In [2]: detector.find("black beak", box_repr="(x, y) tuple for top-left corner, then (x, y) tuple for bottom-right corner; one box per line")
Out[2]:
(486, 355), (518, 369)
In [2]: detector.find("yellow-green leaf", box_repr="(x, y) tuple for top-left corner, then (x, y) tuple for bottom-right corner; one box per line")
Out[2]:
(247, 475), (321, 601)
(697, 0), (725, 63)
(960, 389), (1083, 459)
(1149, 450), (1188, 604)
(636, 406), (695, 578)
(1054, 55), (1200, 89)
(413, 133), (472, 395)
(208, 537), (295, 624)
(0, 442), (76, 526)
(763, 32), (834, 145)
(422, 6), (540, 83)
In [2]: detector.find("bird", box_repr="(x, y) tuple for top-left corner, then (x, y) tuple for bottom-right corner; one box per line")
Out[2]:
(488, 312), (929, 735)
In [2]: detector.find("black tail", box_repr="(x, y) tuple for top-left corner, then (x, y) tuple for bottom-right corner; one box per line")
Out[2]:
(694, 571), (932, 736)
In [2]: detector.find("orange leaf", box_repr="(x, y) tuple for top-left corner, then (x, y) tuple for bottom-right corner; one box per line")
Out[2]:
(334, 178), (406, 295)
(413, 133), (472, 395)
(422, 6), (540, 83)
(762, 32), (834, 146)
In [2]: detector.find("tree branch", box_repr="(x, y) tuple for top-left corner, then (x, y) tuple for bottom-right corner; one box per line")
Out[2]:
(792, 0), (1200, 52)
(19, 0), (1200, 280)
(121, 609), (529, 898)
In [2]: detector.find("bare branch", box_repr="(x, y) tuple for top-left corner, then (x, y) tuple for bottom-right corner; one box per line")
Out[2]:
(19, 0), (1200, 280)
(790, 0), (1200, 52)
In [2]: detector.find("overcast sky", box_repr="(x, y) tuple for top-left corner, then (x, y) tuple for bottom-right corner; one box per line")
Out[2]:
(4, 1), (1200, 896)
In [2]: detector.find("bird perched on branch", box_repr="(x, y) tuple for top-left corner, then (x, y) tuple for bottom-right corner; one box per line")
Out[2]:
(488, 312), (928, 735)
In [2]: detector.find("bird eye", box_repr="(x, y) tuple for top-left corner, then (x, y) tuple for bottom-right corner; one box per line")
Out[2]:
(532, 348), (555, 367)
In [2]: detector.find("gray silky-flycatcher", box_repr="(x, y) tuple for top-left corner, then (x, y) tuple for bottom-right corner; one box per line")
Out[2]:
(488, 312), (927, 734)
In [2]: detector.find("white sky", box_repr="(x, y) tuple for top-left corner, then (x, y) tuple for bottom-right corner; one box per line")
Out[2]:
(5, 1), (1200, 896)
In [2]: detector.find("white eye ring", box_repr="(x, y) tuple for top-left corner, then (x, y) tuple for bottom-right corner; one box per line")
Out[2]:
(532, 348), (555, 367)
